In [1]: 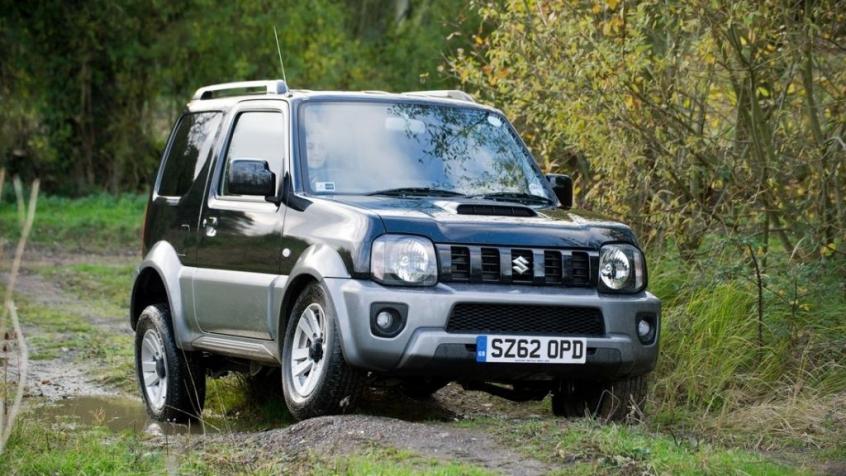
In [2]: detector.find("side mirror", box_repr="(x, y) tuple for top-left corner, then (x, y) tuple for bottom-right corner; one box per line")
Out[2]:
(546, 174), (573, 209)
(228, 159), (276, 197)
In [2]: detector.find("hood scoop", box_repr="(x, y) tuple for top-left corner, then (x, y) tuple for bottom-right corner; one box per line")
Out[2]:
(454, 203), (537, 217)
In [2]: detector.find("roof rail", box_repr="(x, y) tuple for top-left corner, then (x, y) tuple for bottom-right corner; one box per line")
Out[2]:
(403, 90), (475, 103)
(192, 80), (288, 100)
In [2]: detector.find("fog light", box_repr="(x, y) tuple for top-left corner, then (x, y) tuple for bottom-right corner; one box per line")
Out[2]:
(635, 313), (657, 344)
(370, 303), (407, 338)
(637, 319), (651, 338)
(376, 311), (395, 331)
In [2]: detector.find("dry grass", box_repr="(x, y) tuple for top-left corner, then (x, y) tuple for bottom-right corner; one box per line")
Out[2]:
(0, 170), (39, 454)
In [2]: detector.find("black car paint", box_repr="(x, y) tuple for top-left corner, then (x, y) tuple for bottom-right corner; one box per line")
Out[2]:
(143, 95), (639, 282)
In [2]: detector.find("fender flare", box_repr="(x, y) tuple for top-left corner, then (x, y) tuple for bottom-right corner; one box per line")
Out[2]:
(131, 241), (197, 350)
(272, 243), (352, 349)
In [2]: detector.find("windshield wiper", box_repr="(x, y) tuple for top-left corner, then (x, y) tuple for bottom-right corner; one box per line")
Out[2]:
(467, 192), (554, 205)
(367, 187), (466, 198)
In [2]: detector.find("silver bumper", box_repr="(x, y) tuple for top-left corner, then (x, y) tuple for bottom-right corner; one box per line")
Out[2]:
(324, 278), (661, 380)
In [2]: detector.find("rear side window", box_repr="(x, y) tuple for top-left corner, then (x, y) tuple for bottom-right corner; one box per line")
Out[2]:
(221, 111), (286, 195)
(158, 112), (222, 197)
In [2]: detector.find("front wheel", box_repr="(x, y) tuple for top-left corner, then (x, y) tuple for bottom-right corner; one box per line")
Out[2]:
(135, 304), (206, 422)
(281, 283), (364, 420)
(551, 376), (646, 422)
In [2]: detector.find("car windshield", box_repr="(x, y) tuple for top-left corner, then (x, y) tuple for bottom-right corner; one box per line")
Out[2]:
(299, 101), (553, 201)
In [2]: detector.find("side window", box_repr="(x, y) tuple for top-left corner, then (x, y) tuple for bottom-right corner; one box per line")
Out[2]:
(158, 112), (222, 197)
(221, 111), (286, 196)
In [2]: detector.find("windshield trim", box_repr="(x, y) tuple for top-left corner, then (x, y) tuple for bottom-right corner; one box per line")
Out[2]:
(293, 98), (557, 204)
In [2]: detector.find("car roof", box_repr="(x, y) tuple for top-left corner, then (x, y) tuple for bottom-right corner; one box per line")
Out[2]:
(184, 80), (498, 114)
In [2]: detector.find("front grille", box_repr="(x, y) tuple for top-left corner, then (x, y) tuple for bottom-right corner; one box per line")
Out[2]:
(544, 250), (563, 284)
(451, 246), (470, 281)
(481, 248), (500, 281)
(446, 303), (605, 336)
(437, 244), (595, 287)
(570, 251), (590, 286)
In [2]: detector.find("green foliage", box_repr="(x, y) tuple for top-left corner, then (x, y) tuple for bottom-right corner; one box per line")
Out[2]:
(0, 418), (163, 475)
(0, 1), (478, 194)
(37, 262), (137, 313)
(451, 0), (846, 258)
(451, 4), (846, 452)
(0, 193), (146, 252)
(649, 243), (846, 451)
(489, 418), (802, 475)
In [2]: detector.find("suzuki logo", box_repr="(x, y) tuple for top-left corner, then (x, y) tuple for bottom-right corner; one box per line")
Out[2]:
(512, 255), (530, 275)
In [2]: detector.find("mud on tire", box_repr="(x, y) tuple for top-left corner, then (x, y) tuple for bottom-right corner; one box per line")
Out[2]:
(135, 304), (206, 422)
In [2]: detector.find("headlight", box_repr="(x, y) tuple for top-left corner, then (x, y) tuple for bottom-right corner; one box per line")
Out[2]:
(598, 243), (645, 293)
(371, 235), (438, 286)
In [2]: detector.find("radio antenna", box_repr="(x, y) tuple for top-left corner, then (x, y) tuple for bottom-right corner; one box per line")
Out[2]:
(273, 25), (287, 84)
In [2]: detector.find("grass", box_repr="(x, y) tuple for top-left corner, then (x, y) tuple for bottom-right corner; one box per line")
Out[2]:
(178, 444), (494, 475)
(34, 261), (136, 316)
(309, 447), (493, 475)
(472, 417), (805, 475)
(0, 417), (164, 475)
(12, 296), (137, 391)
(202, 373), (294, 432)
(647, 241), (846, 457)
(0, 192), (146, 253)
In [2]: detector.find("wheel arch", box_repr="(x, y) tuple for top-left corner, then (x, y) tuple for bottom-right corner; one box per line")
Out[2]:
(277, 273), (319, 341)
(130, 267), (171, 330)
(274, 243), (350, 345)
(130, 241), (195, 350)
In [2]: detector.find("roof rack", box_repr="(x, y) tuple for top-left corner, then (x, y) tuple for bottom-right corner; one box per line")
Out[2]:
(403, 90), (475, 103)
(192, 80), (288, 100)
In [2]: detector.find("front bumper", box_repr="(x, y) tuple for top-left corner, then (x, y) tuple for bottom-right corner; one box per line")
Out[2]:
(324, 278), (661, 381)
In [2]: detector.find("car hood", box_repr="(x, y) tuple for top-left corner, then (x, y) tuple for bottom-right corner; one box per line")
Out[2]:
(322, 195), (638, 249)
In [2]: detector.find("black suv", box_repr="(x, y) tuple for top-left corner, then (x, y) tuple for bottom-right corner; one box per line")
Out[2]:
(131, 80), (660, 422)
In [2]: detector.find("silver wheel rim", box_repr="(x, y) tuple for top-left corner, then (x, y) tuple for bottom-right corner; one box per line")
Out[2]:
(141, 329), (168, 411)
(289, 303), (327, 398)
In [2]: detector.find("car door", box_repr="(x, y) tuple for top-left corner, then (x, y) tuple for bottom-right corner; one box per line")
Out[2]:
(192, 103), (288, 339)
(146, 111), (223, 264)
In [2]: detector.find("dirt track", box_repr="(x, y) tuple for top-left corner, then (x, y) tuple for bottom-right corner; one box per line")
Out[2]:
(200, 414), (551, 475)
(4, 250), (554, 474)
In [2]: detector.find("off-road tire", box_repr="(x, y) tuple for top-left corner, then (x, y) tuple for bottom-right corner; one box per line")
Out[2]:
(281, 283), (364, 420)
(551, 376), (646, 422)
(400, 378), (449, 400)
(135, 304), (206, 422)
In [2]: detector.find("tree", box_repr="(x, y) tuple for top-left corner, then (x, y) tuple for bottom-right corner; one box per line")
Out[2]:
(451, 0), (846, 258)
(0, 0), (479, 194)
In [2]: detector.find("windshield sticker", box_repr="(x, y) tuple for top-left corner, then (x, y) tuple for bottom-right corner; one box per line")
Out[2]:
(487, 115), (503, 127)
(315, 181), (336, 192)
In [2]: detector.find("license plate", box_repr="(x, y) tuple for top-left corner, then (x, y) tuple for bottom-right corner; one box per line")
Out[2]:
(475, 335), (587, 364)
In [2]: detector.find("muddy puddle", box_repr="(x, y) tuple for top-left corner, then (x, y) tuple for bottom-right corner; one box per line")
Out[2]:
(35, 396), (249, 435)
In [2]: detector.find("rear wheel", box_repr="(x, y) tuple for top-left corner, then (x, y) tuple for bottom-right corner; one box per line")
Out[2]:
(281, 283), (364, 420)
(551, 376), (646, 422)
(135, 304), (206, 422)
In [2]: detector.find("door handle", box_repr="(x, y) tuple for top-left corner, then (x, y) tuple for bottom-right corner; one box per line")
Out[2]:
(202, 216), (218, 237)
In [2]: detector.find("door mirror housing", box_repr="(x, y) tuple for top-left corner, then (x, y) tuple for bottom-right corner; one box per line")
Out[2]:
(228, 159), (276, 198)
(546, 174), (573, 209)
